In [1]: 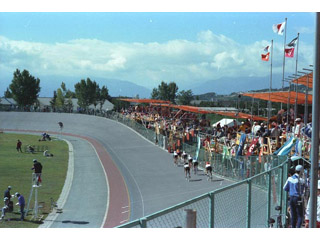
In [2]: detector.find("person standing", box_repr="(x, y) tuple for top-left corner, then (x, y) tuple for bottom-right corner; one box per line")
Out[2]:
(16, 140), (22, 152)
(15, 193), (25, 221)
(3, 186), (12, 202)
(283, 165), (305, 228)
(31, 159), (43, 186)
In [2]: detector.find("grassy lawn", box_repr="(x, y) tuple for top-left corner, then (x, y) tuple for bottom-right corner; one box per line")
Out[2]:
(0, 132), (69, 228)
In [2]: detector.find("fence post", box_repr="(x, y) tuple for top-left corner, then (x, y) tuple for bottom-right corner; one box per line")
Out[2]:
(267, 170), (272, 225)
(209, 193), (215, 228)
(279, 165), (284, 222)
(184, 209), (197, 228)
(140, 217), (147, 228)
(246, 179), (252, 228)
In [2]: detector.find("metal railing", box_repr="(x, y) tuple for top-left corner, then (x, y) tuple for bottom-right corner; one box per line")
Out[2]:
(117, 162), (289, 228)
(104, 111), (289, 228)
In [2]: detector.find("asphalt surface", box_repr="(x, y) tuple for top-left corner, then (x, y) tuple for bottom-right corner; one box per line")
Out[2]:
(0, 112), (234, 227)
(48, 136), (108, 228)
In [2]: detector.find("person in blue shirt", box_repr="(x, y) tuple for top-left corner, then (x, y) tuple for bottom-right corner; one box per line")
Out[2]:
(283, 165), (305, 228)
(15, 192), (25, 221)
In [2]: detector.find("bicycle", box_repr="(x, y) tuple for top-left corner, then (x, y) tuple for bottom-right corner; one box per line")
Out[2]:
(192, 160), (198, 175)
(268, 206), (286, 228)
(184, 163), (191, 182)
(173, 152), (178, 166)
(205, 163), (213, 181)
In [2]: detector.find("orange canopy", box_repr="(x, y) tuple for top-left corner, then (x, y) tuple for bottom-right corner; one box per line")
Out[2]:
(212, 111), (268, 121)
(120, 98), (171, 104)
(242, 91), (312, 105)
(151, 103), (267, 120)
(292, 73), (313, 88)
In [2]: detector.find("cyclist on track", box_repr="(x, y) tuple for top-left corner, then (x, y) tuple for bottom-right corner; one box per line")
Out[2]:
(188, 155), (193, 167)
(192, 157), (199, 175)
(184, 161), (191, 180)
(182, 151), (188, 164)
(205, 161), (212, 180)
(173, 151), (178, 166)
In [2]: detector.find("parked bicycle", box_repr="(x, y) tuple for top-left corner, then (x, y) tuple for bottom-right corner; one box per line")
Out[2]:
(268, 206), (286, 228)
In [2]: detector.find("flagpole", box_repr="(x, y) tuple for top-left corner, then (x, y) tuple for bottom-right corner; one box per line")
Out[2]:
(281, 18), (288, 110)
(309, 12), (320, 228)
(294, 33), (300, 122)
(268, 40), (273, 129)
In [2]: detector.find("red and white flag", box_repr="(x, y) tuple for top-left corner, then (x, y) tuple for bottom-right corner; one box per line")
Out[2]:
(272, 21), (286, 35)
(261, 52), (270, 61)
(261, 45), (270, 61)
(285, 47), (295, 58)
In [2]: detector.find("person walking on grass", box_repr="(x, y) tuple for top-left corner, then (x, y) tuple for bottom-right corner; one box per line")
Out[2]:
(16, 140), (22, 153)
(15, 192), (25, 221)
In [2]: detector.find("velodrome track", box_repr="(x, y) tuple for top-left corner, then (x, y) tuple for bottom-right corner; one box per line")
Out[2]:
(0, 112), (234, 227)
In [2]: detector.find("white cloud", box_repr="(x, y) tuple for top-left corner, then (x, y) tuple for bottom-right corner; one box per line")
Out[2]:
(0, 30), (314, 91)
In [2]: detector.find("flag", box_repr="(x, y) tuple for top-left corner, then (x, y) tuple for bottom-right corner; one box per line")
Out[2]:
(246, 137), (259, 157)
(272, 21), (286, 35)
(261, 52), (270, 61)
(287, 36), (298, 48)
(236, 133), (247, 158)
(284, 47), (295, 58)
(273, 137), (296, 156)
(263, 45), (270, 52)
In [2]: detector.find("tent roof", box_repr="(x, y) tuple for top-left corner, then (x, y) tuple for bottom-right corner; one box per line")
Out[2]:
(292, 72), (313, 88)
(212, 111), (268, 121)
(242, 91), (312, 105)
(151, 103), (267, 120)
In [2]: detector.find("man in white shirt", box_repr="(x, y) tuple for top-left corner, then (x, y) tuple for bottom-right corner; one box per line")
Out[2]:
(294, 118), (304, 138)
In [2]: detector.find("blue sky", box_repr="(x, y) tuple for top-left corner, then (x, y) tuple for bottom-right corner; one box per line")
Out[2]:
(0, 2), (318, 97)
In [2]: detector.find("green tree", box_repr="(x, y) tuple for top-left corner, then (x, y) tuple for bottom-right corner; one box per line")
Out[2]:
(9, 69), (41, 108)
(151, 88), (160, 99)
(74, 78), (97, 112)
(98, 85), (111, 112)
(56, 88), (65, 110)
(50, 90), (57, 110)
(177, 89), (194, 105)
(150, 81), (178, 103)
(167, 82), (179, 103)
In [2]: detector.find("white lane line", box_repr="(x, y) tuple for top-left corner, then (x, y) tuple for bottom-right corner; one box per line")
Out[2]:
(86, 140), (110, 229)
(122, 206), (129, 209)
(120, 219), (129, 224)
(121, 210), (130, 214)
(39, 138), (74, 228)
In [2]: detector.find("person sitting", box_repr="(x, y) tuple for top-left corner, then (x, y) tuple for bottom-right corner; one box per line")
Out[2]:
(1, 197), (9, 220)
(45, 134), (51, 141)
(43, 150), (53, 157)
(27, 145), (35, 154)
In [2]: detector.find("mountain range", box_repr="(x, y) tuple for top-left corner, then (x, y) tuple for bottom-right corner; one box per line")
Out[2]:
(1, 74), (287, 98)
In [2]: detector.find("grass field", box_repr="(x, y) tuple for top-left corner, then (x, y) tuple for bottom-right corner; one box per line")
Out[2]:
(0, 132), (69, 228)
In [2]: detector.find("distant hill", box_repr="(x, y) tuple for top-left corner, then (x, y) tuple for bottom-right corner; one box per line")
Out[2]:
(188, 75), (284, 95)
(94, 77), (151, 98)
(20, 75), (152, 98)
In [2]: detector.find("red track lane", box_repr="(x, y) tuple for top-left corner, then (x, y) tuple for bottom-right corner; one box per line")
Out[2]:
(4, 129), (130, 228)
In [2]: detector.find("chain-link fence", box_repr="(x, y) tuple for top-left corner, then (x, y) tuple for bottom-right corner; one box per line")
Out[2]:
(104, 111), (289, 228)
(117, 162), (289, 228)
